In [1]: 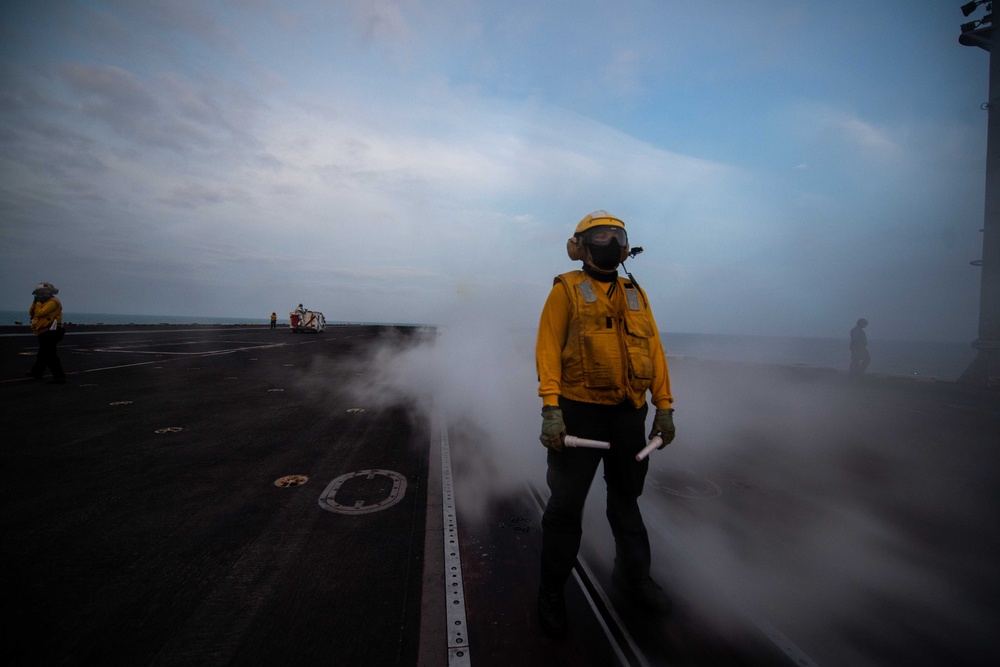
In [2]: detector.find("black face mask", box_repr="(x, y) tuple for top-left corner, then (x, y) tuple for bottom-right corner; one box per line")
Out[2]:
(588, 240), (621, 270)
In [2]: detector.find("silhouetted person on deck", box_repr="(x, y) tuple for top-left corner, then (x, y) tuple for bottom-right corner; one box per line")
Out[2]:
(28, 282), (66, 384)
(270, 312), (277, 330)
(849, 318), (870, 376)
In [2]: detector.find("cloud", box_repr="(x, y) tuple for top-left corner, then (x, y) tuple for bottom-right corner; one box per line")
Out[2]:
(75, 66), (260, 156)
(780, 101), (905, 167)
(61, 62), (157, 117)
(104, 0), (234, 51)
(0, 1), (986, 341)
(825, 110), (902, 162)
(158, 182), (255, 209)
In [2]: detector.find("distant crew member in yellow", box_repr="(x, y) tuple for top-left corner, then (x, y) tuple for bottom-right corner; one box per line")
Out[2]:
(28, 282), (66, 384)
(270, 312), (277, 330)
(535, 211), (676, 637)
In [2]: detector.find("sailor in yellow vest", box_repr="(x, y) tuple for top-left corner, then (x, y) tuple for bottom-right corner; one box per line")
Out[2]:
(535, 211), (675, 636)
(270, 312), (277, 330)
(28, 282), (66, 384)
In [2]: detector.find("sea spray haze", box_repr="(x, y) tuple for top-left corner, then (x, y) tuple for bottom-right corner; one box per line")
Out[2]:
(297, 322), (542, 523)
(646, 359), (1000, 665)
(292, 314), (997, 664)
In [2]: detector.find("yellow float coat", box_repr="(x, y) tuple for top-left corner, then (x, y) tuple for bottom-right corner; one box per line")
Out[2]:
(536, 271), (672, 409)
(29, 297), (63, 335)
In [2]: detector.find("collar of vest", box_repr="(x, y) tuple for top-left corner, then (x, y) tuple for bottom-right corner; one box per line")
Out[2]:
(583, 264), (619, 281)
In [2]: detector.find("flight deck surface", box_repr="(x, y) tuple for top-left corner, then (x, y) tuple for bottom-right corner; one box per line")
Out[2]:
(2, 324), (997, 666)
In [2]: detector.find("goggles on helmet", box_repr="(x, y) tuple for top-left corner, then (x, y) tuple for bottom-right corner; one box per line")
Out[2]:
(580, 225), (627, 247)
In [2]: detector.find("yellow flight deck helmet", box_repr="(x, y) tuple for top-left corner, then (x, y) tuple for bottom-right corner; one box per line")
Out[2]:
(566, 210), (630, 263)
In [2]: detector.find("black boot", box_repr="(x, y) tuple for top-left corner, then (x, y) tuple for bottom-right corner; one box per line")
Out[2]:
(612, 565), (672, 615)
(537, 584), (567, 637)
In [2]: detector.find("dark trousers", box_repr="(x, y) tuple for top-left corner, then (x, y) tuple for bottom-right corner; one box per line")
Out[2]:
(31, 328), (66, 379)
(540, 398), (651, 589)
(849, 349), (870, 375)
(270, 321), (276, 329)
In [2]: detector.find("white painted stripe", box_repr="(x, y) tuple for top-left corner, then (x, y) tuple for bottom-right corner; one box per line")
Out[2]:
(0, 342), (293, 384)
(87, 345), (283, 355)
(573, 555), (649, 667)
(88, 350), (204, 355)
(0, 327), (267, 338)
(527, 483), (648, 666)
(570, 567), (633, 666)
(440, 411), (471, 666)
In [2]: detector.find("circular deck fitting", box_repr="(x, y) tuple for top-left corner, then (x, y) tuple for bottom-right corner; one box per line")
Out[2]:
(155, 426), (184, 434)
(109, 401), (133, 406)
(274, 475), (309, 488)
(506, 516), (532, 533)
(346, 408), (365, 413)
(268, 388), (284, 392)
(318, 469), (407, 515)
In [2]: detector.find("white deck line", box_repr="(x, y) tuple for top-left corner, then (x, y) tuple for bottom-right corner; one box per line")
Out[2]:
(439, 411), (472, 666)
(0, 342), (291, 384)
(527, 483), (648, 667)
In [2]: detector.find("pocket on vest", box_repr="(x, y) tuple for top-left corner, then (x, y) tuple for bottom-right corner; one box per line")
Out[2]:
(624, 316), (653, 380)
(582, 331), (621, 388)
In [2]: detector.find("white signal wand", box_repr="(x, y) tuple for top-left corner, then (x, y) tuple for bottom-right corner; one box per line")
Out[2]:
(563, 435), (611, 450)
(635, 436), (664, 461)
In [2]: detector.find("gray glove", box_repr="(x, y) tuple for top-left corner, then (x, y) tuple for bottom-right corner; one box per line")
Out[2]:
(540, 406), (566, 452)
(649, 408), (675, 448)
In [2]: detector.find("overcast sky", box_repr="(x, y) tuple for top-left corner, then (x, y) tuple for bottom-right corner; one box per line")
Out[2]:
(0, 0), (991, 341)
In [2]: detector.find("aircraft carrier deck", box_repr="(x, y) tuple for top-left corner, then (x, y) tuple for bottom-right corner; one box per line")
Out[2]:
(2, 324), (997, 666)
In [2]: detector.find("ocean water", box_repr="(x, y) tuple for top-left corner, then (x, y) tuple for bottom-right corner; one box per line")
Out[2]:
(1, 311), (976, 380)
(663, 332), (976, 381)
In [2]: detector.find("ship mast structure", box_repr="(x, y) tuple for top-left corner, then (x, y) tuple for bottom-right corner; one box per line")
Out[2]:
(959, 1), (1000, 388)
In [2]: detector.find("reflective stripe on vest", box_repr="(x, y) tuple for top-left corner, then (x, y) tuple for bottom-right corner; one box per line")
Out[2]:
(626, 288), (639, 311)
(578, 280), (597, 303)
